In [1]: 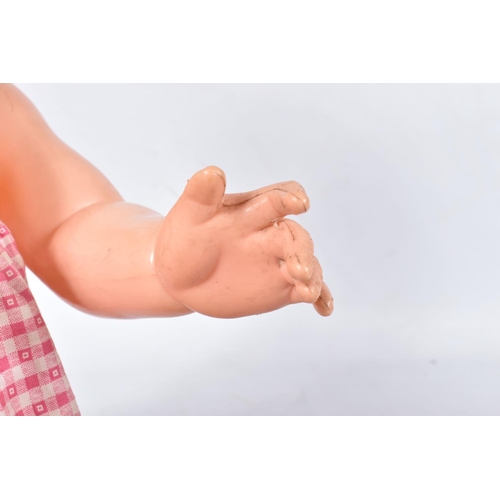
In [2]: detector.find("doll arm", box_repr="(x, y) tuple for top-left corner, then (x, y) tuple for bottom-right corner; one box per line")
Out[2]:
(0, 84), (333, 319)
(0, 84), (191, 318)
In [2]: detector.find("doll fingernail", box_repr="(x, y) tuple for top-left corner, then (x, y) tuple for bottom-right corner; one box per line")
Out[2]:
(308, 284), (317, 298)
(296, 192), (310, 211)
(289, 192), (308, 212)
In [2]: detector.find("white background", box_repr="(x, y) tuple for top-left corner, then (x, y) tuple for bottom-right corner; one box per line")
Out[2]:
(17, 83), (500, 415)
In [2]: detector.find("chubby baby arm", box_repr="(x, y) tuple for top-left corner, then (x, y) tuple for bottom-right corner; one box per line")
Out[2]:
(0, 84), (333, 319)
(51, 166), (334, 319)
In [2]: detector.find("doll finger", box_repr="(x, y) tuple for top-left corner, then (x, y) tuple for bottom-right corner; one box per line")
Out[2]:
(223, 181), (309, 213)
(301, 262), (323, 303)
(313, 282), (334, 316)
(291, 279), (321, 304)
(243, 187), (310, 229)
(280, 219), (316, 282)
(175, 166), (227, 225)
(266, 218), (316, 282)
(290, 280), (314, 304)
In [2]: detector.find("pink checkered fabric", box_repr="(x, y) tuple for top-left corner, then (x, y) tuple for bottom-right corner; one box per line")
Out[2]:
(0, 220), (80, 416)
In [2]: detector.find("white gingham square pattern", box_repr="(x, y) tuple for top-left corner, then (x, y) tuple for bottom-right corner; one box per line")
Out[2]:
(0, 220), (80, 416)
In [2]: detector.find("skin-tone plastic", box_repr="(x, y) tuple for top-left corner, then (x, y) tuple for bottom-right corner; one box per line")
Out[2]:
(0, 84), (333, 319)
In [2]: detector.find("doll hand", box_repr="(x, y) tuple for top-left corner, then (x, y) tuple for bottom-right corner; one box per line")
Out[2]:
(154, 166), (333, 318)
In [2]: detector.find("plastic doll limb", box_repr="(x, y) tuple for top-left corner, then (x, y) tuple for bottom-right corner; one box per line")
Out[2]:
(154, 166), (334, 318)
(46, 166), (334, 319)
(0, 84), (190, 318)
(0, 84), (333, 319)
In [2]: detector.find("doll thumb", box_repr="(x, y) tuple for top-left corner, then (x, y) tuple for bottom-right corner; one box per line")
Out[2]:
(180, 166), (226, 224)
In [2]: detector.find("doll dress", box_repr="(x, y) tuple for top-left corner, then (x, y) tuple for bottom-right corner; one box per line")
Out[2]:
(0, 220), (80, 416)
